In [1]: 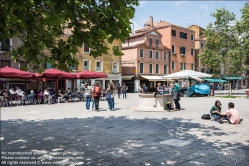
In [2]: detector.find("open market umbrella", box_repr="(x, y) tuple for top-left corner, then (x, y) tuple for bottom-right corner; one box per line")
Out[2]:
(41, 68), (76, 79)
(76, 70), (107, 79)
(163, 70), (212, 79)
(0, 66), (34, 79)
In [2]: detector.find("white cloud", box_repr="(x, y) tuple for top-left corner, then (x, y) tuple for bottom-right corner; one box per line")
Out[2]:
(174, 1), (186, 9)
(200, 4), (209, 11)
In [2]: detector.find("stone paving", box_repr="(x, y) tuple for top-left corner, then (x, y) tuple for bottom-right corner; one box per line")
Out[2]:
(1, 94), (249, 166)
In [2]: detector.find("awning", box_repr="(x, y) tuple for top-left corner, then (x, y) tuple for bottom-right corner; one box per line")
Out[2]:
(222, 76), (243, 80)
(140, 75), (165, 81)
(204, 78), (227, 83)
(122, 75), (134, 80)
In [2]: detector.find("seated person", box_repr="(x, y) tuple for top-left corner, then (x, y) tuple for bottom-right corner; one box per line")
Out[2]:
(212, 102), (242, 124)
(210, 100), (223, 123)
(154, 83), (164, 98)
(28, 90), (35, 100)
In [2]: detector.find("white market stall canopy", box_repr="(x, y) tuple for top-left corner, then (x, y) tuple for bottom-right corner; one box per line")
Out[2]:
(163, 70), (212, 79)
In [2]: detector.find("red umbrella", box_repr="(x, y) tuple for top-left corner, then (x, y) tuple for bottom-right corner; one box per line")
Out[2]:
(41, 68), (76, 79)
(76, 70), (107, 79)
(0, 66), (34, 78)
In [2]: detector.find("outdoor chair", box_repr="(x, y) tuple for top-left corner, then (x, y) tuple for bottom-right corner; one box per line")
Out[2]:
(16, 95), (27, 106)
(43, 94), (50, 104)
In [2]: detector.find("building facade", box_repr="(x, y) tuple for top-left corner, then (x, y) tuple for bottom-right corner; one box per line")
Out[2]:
(122, 29), (170, 92)
(140, 17), (196, 74)
(73, 39), (122, 90)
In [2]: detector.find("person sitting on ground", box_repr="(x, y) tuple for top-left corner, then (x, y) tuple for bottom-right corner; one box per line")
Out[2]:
(210, 100), (223, 123)
(212, 102), (242, 124)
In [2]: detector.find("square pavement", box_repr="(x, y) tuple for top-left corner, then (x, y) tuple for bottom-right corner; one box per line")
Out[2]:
(1, 94), (249, 165)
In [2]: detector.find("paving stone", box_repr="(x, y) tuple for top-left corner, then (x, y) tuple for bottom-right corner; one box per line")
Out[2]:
(1, 94), (248, 165)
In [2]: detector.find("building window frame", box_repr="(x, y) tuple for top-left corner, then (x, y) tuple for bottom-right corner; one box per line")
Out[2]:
(180, 63), (186, 70)
(140, 63), (144, 74)
(191, 48), (194, 56)
(164, 65), (167, 74)
(155, 39), (159, 47)
(191, 64), (194, 70)
(83, 43), (90, 53)
(0, 38), (12, 52)
(180, 46), (186, 54)
(83, 59), (91, 71)
(149, 63), (153, 74)
(139, 49), (144, 58)
(112, 62), (119, 73)
(156, 51), (160, 59)
(172, 61), (175, 70)
(95, 60), (103, 72)
(201, 42), (204, 48)
(149, 50), (153, 59)
(180, 32), (187, 39)
(149, 38), (152, 46)
(191, 35), (194, 41)
(156, 64), (159, 74)
(164, 52), (167, 60)
(171, 30), (176, 37)
(172, 45), (175, 53)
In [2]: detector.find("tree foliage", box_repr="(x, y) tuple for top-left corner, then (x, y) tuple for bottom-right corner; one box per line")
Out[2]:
(199, 3), (249, 76)
(0, 0), (139, 72)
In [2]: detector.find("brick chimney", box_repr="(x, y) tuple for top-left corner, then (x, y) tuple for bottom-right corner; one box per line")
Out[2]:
(149, 16), (153, 29)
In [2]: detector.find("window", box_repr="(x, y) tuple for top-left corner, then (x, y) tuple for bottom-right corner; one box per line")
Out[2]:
(155, 39), (159, 47)
(44, 62), (52, 69)
(164, 52), (167, 60)
(70, 65), (78, 71)
(0, 38), (12, 51)
(149, 50), (153, 59)
(84, 43), (90, 53)
(210, 69), (214, 74)
(83, 60), (90, 70)
(149, 64), (153, 74)
(191, 48), (194, 56)
(149, 38), (152, 46)
(156, 51), (159, 59)
(140, 49), (144, 58)
(191, 35), (194, 41)
(180, 46), (186, 54)
(140, 63), (144, 74)
(172, 45), (175, 53)
(164, 65), (167, 74)
(201, 43), (204, 48)
(172, 62), (175, 70)
(19, 61), (26, 69)
(112, 62), (119, 73)
(191, 64), (194, 70)
(180, 32), (187, 39)
(171, 30), (176, 37)
(200, 68), (205, 73)
(96, 61), (102, 72)
(180, 63), (186, 70)
(1, 60), (10, 67)
(156, 64), (159, 74)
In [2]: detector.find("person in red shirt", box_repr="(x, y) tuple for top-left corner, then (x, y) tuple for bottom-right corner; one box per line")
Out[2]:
(213, 102), (242, 124)
(92, 82), (101, 112)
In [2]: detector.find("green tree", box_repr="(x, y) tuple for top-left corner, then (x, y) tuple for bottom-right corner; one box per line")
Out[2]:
(0, 0), (139, 72)
(199, 4), (249, 78)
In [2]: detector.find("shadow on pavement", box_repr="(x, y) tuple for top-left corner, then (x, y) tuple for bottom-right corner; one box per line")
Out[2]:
(1, 116), (249, 166)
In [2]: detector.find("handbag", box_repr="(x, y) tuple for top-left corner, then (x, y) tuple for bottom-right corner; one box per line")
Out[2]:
(105, 92), (111, 100)
(172, 91), (180, 101)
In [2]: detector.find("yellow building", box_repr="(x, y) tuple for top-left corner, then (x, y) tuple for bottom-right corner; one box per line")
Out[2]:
(68, 39), (122, 90)
(189, 25), (211, 74)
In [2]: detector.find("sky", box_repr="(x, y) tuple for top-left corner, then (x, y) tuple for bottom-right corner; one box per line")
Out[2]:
(131, 0), (248, 32)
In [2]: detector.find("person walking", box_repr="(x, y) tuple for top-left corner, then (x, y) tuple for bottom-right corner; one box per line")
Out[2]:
(172, 80), (181, 110)
(122, 84), (128, 98)
(110, 82), (116, 110)
(84, 83), (92, 110)
(117, 83), (121, 98)
(92, 82), (101, 112)
(91, 83), (96, 111)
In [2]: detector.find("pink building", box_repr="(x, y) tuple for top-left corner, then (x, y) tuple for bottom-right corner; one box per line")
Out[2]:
(122, 28), (170, 92)
(136, 17), (195, 74)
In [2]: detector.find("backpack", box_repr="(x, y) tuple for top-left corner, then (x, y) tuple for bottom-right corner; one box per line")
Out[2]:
(95, 87), (101, 94)
(201, 114), (211, 120)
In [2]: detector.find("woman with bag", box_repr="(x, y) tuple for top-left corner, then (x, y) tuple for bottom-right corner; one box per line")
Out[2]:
(92, 82), (101, 112)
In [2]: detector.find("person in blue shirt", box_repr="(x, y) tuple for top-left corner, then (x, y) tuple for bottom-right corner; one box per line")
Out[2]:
(172, 80), (181, 110)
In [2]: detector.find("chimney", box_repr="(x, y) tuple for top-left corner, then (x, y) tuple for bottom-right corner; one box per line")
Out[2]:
(149, 16), (153, 28)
